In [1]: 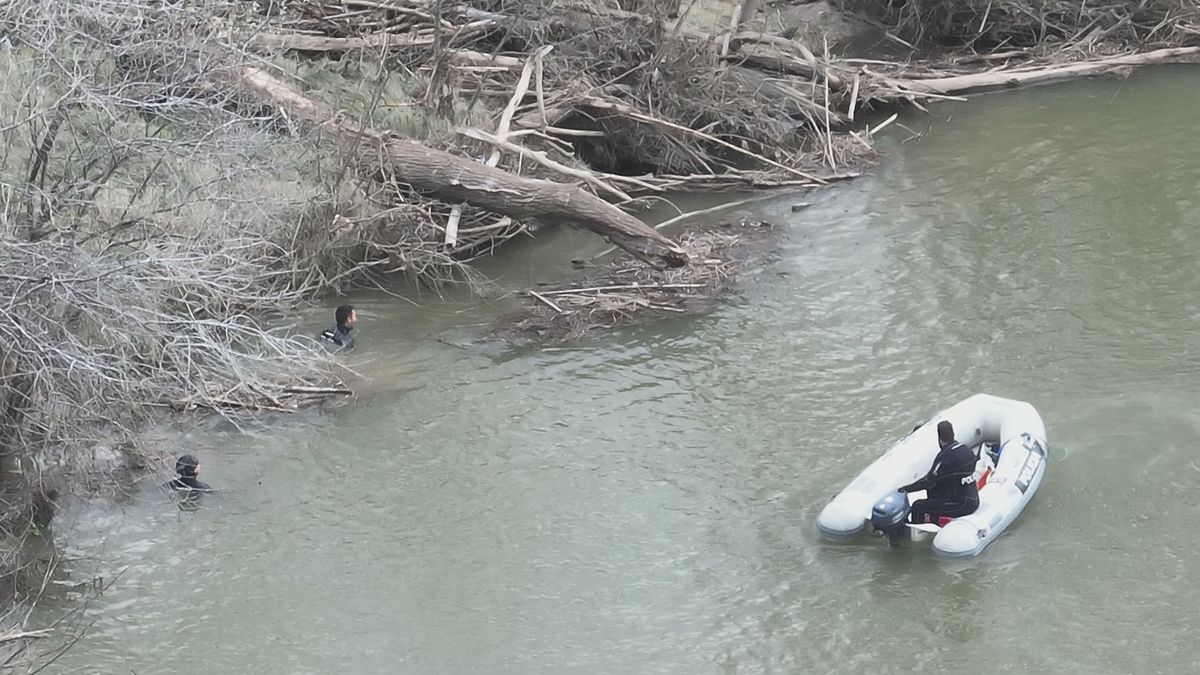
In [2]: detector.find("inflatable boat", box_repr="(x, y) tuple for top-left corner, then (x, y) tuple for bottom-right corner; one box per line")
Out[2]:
(817, 393), (1047, 557)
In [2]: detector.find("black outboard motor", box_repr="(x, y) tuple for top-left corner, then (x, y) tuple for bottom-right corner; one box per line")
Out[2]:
(871, 490), (911, 545)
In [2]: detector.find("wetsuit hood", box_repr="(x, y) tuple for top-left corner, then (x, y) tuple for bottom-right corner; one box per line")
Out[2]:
(176, 454), (200, 477)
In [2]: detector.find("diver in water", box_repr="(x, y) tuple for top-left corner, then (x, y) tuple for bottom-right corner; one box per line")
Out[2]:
(165, 454), (212, 494)
(900, 420), (979, 524)
(320, 304), (357, 349)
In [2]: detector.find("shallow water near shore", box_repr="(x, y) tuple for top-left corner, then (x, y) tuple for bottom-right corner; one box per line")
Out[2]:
(42, 67), (1200, 673)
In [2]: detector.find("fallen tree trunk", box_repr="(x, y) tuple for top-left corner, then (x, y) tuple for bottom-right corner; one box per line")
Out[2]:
(247, 30), (437, 51)
(732, 43), (847, 89)
(242, 15), (497, 50)
(246, 31), (521, 68)
(230, 66), (688, 267)
(883, 46), (1200, 96)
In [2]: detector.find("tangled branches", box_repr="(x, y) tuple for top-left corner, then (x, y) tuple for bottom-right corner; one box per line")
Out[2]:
(472, 0), (871, 179)
(0, 238), (326, 422)
(847, 0), (1200, 50)
(251, 0), (873, 187)
(0, 0), (357, 589)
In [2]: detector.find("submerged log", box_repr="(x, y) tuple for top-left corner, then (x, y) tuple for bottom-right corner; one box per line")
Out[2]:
(228, 66), (688, 268)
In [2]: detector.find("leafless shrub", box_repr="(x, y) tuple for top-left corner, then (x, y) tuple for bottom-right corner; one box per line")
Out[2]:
(0, 0), (614, 586)
(0, 0), (430, 590)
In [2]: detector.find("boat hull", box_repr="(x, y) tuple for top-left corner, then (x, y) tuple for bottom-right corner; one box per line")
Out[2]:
(817, 394), (1047, 557)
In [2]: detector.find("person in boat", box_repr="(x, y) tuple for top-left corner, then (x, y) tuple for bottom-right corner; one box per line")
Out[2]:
(165, 454), (213, 494)
(899, 420), (979, 524)
(320, 304), (357, 349)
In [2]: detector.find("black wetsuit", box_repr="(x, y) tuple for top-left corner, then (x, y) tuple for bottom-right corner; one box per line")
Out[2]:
(901, 441), (979, 524)
(166, 475), (212, 492)
(321, 324), (354, 349)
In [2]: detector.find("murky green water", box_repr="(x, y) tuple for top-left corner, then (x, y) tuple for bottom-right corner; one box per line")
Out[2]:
(42, 67), (1200, 673)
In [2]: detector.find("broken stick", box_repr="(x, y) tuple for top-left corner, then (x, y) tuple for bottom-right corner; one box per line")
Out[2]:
(446, 45), (554, 246)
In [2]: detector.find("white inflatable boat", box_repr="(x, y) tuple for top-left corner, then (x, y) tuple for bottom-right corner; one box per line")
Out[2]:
(817, 393), (1047, 557)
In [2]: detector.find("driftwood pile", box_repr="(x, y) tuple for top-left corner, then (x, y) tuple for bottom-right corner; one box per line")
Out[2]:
(225, 0), (892, 277)
(226, 0), (1200, 339)
(236, 0), (1200, 251)
(510, 219), (774, 342)
(247, 0), (880, 183)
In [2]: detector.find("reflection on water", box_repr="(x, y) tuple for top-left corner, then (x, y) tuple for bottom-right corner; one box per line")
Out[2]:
(42, 68), (1200, 674)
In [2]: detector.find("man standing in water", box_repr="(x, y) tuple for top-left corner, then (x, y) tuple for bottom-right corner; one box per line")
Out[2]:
(900, 420), (979, 524)
(166, 454), (212, 494)
(320, 304), (357, 349)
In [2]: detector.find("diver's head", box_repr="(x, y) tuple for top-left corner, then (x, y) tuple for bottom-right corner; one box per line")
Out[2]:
(936, 420), (955, 448)
(176, 454), (201, 477)
(335, 304), (357, 329)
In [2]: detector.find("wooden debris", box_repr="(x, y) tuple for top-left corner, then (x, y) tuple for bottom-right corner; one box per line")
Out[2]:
(445, 46), (552, 246)
(527, 290), (564, 313)
(227, 65), (689, 268)
(505, 223), (777, 343)
(878, 46), (1200, 97)
(0, 629), (53, 644)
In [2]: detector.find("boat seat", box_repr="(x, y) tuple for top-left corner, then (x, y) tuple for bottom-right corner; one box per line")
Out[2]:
(933, 466), (992, 528)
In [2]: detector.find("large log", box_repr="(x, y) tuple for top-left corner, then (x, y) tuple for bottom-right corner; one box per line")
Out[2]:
(245, 32), (521, 70)
(732, 43), (846, 89)
(230, 66), (688, 268)
(883, 47), (1200, 96)
(248, 30), (437, 51)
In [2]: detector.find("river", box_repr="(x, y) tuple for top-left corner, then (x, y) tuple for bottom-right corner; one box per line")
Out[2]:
(40, 67), (1200, 674)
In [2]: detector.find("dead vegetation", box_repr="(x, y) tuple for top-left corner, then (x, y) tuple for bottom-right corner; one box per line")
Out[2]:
(237, 0), (1200, 218)
(249, 0), (876, 191)
(846, 0), (1200, 51)
(465, 0), (1196, 338)
(0, 0), (351, 598)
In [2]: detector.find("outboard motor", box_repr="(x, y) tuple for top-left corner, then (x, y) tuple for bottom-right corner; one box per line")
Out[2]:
(871, 490), (911, 545)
